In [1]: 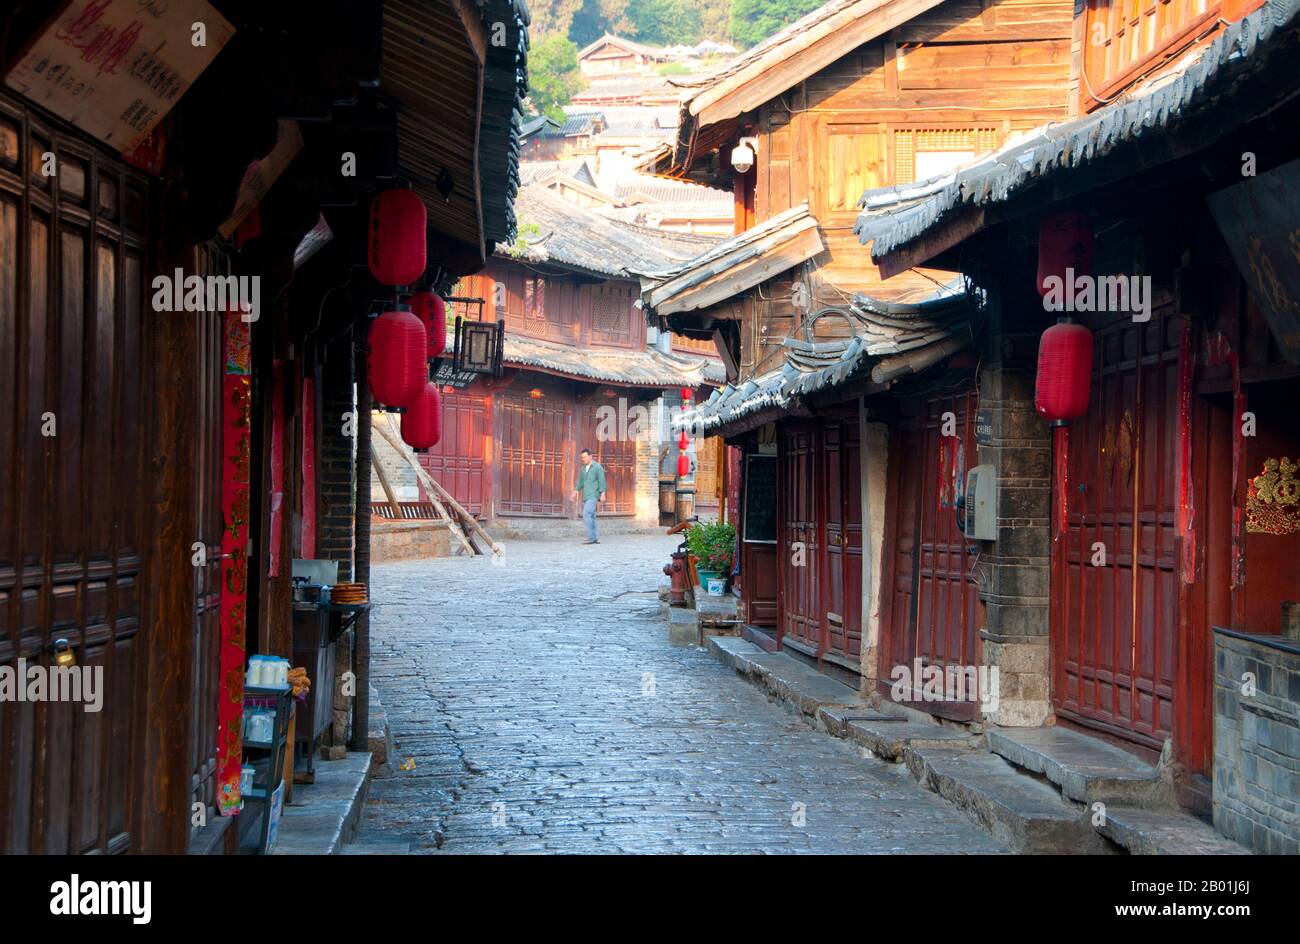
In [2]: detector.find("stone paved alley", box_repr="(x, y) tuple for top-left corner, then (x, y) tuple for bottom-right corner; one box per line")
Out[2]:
(358, 534), (1005, 853)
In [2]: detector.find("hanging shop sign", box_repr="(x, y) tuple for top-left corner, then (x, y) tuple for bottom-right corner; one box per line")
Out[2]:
(5, 0), (235, 155)
(1207, 157), (1300, 364)
(219, 119), (305, 240)
(217, 312), (252, 816)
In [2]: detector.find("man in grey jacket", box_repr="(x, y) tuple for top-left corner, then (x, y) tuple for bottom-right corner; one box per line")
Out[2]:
(573, 448), (606, 544)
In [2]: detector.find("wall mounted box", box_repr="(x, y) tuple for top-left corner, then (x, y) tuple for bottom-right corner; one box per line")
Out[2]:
(964, 465), (997, 540)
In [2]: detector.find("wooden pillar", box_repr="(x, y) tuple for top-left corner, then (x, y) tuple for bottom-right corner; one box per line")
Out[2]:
(350, 334), (371, 751)
(135, 244), (198, 854)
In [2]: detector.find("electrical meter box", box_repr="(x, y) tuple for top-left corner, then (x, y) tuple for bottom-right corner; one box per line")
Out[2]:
(963, 465), (997, 540)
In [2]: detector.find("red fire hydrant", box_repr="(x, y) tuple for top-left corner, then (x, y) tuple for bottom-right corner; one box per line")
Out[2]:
(664, 550), (689, 605)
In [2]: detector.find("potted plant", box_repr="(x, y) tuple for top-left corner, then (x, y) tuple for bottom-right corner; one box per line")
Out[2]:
(686, 519), (736, 592)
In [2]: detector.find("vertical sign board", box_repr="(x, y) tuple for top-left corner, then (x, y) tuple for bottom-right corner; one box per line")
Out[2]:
(1207, 156), (1300, 364)
(218, 314), (252, 816)
(4, 0), (235, 155)
(743, 453), (778, 543)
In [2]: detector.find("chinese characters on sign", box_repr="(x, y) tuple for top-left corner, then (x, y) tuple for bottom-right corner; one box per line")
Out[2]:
(4, 0), (235, 154)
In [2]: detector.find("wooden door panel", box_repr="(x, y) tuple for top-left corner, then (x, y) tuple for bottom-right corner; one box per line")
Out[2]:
(419, 385), (490, 516)
(498, 392), (571, 516)
(780, 423), (821, 653)
(0, 103), (155, 852)
(578, 403), (637, 516)
(879, 392), (980, 710)
(1053, 306), (1181, 748)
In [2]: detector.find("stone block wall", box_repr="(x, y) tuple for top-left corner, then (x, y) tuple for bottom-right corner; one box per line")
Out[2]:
(1213, 630), (1300, 855)
(975, 330), (1053, 726)
(370, 414), (419, 501)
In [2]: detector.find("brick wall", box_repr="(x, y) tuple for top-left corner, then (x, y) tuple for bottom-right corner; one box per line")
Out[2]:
(1213, 630), (1300, 855)
(317, 342), (355, 578)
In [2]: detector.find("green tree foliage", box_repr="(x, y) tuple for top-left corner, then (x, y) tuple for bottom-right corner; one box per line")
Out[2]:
(527, 34), (585, 123)
(628, 0), (702, 45)
(530, 0), (585, 37)
(729, 0), (823, 48)
(568, 0), (633, 46)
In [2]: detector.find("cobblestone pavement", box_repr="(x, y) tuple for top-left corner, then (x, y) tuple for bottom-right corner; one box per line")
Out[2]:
(358, 533), (1004, 854)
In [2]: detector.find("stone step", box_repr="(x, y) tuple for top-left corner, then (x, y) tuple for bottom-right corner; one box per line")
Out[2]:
(907, 748), (1110, 854)
(1096, 807), (1251, 855)
(816, 705), (901, 739)
(846, 717), (978, 761)
(706, 636), (867, 717)
(271, 752), (373, 855)
(987, 726), (1171, 806)
(340, 838), (413, 855)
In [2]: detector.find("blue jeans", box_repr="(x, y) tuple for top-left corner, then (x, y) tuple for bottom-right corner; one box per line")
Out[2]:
(582, 499), (598, 541)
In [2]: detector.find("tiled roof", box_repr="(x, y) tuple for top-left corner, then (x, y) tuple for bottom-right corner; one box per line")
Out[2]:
(505, 334), (726, 387)
(506, 184), (718, 278)
(680, 283), (973, 433)
(636, 203), (826, 316)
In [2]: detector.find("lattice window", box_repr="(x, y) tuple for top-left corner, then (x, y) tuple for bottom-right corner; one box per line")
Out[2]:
(893, 128), (1000, 184)
(524, 275), (545, 321)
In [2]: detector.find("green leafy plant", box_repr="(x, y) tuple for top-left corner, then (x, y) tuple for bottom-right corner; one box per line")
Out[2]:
(686, 519), (736, 574)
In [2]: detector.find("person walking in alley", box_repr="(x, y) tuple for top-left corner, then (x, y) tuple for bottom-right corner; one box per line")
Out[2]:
(573, 448), (606, 544)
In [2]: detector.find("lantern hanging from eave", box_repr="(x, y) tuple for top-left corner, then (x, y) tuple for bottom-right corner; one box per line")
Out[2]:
(681, 387), (693, 401)
(1036, 210), (1094, 297)
(677, 430), (689, 451)
(368, 189), (427, 287)
(1035, 318), (1094, 425)
(677, 452), (691, 477)
(409, 290), (447, 358)
(401, 382), (442, 452)
(369, 309), (428, 409)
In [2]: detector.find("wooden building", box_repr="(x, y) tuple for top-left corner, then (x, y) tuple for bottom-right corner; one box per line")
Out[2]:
(577, 34), (669, 79)
(0, 0), (528, 854)
(383, 183), (726, 536)
(638, 0), (1074, 673)
(855, 0), (1296, 831)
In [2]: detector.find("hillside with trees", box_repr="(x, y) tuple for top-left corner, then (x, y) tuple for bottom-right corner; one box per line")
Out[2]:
(529, 0), (820, 48)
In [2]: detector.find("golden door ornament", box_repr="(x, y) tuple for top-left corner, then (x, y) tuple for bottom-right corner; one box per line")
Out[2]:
(1247, 457), (1300, 535)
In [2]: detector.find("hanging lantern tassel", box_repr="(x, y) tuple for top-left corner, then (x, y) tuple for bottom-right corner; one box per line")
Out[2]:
(1035, 319), (1094, 425)
(369, 309), (428, 409)
(401, 382), (442, 452)
(369, 189), (428, 287)
(410, 291), (448, 359)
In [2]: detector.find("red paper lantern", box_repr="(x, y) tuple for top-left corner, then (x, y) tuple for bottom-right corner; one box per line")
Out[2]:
(1036, 211), (1094, 297)
(681, 387), (693, 401)
(676, 453), (691, 477)
(409, 291), (447, 358)
(368, 189), (427, 287)
(677, 431), (688, 451)
(1035, 319), (1094, 424)
(401, 382), (442, 451)
(368, 310), (427, 409)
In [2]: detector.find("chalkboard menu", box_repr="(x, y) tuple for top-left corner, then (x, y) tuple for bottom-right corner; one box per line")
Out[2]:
(743, 454), (778, 544)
